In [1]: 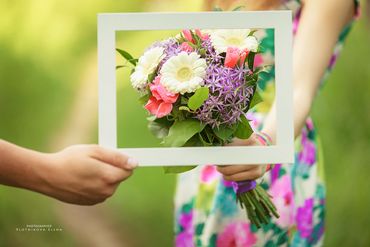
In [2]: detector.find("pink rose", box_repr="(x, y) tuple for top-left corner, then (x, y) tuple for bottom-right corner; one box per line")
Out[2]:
(224, 47), (240, 68)
(224, 47), (249, 68)
(195, 29), (209, 40)
(145, 76), (179, 118)
(180, 42), (194, 52)
(182, 29), (194, 44)
(239, 49), (249, 67)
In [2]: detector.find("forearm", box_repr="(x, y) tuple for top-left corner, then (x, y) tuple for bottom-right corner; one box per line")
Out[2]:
(261, 86), (313, 143)
(0, 139), (51, 192)
(261, 0), (354, 143)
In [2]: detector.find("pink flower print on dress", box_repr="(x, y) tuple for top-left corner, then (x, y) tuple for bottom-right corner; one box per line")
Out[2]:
(200, 165), (220, 184)
(296, 198), (314, 239)
(216, 222), (257, 247)
(269, 175), (295, 228)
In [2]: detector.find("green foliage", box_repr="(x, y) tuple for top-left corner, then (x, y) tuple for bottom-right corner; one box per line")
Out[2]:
(188, 87), (209, 111)
(232, 6), (244, 11)
(234, 115), (253, 139)
(148, 118), (172, 139)
(213, 124), (237, 141)
(138, 93), (150, 105)
(164, 166), (197, 174)
(116, 65), (127, 69)
(213, 6), (223, 11)
(248, 51), (256, 70)
(163, 119), (205, 147)
(248, 30), (258, 37)
(249, 91), (263, 109)
(116, 48), (138, 66)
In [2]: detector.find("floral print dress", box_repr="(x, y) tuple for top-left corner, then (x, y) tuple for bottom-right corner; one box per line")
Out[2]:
(174, 1), (360, 246)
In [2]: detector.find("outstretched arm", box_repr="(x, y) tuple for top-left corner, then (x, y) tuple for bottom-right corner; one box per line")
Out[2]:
(218, 0), (355, 181)
(0, 140), (137, 205)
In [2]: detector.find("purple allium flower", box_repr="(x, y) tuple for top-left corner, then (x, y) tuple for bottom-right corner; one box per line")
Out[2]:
(195, 64), (254, 128)
(194, 38), (254, 128)
(200, 38), (223, 64)
(149, 38), (182, 69)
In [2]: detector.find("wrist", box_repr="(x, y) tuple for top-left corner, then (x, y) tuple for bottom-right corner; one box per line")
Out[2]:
(253, 132), (274, 173)
(259, 129), (276, 145)
(31, 152), (61, 197)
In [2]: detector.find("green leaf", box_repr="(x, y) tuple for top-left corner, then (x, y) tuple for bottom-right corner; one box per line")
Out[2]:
(116, 65), (126, 70)
(234, 115), (253, 139)
(147, 72), (156, 83)
(232, 5), (244, 11)
(138, 94), (150, 105)
(163, 166), (197, 174)
(213, 124), (237, 141)
(116, 48), (137, 66)
(163, 119), (205, 147)
(179, 106), (193, 112)
(213, 6), (223, 11)
(198, 132), (212, 146)
(249, 91), (262, 109)
(248, 52), (256, 71)
(188, 87), (209, 111)
(248, 30), (258, 36)
(148, 118), (172, 139)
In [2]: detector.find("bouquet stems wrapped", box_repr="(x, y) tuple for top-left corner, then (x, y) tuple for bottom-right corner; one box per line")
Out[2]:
(117, 28), (279, 227)
(234, 180), (279, 228)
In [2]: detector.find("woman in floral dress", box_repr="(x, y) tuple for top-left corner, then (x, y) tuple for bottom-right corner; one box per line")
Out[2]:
(174, 0), (360, 246)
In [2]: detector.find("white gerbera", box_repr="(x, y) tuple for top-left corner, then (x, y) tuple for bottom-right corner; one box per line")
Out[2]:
(160, 52), (207, 94)
(210, 29), (259, 54)
(130, 47), (165, 90)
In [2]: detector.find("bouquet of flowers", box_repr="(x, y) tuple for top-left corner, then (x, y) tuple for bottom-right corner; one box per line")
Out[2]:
(117, 29), (279, 227)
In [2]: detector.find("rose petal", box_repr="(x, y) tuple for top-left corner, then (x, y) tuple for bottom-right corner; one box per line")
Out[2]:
(144, 96), (161, 115)
(224, 47), (240, 68)
(156, 102), (173, 118)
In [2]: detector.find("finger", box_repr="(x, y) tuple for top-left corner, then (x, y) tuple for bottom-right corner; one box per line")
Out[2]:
(216, 165), (258, 176)
(226, 137), (255, 146)
(223, 169), (263, 182)
(97, 161), (134, 184)
(89, 145), (138, 170)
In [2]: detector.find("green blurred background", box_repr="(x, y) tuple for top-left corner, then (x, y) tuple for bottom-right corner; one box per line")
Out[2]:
(0, 0), (369, 246)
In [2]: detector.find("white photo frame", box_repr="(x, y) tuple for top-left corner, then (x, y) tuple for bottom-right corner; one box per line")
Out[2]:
(98, 11), (294, 166)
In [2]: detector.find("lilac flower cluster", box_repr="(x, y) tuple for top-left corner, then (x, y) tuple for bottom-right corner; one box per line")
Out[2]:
(195, 40), (254, 128)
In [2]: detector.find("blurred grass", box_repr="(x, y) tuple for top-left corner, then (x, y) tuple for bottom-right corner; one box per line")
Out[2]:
(0, 0), (369, 246)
